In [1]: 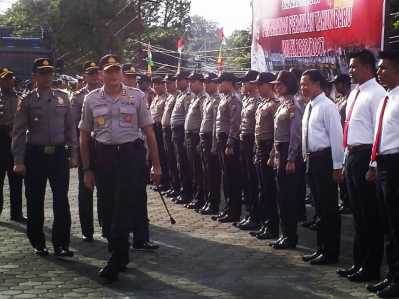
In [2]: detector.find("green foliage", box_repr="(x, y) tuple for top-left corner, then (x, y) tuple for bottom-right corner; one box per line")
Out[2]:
(225, 29), (252, 70)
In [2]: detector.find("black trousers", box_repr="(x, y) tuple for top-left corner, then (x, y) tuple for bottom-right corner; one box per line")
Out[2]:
(172, 126), (192, 201)
(217, 133), (242, 218)
(200, 133), (221, 210)
(154, 123), (169, 187)
(0, 127), (23, 219)
(345, 148), (384, 273)
(377, 154), (399, 282)
(95, 140), (147, 267)
(240, 134), (258, 218)
(308, 148), (341, 259)
(275, 142), (300, 243)
(255, 140), (278, 233)
(162, 127), (180, 193)
(25, 145), (71, 249)
(185, 132), (204, 204)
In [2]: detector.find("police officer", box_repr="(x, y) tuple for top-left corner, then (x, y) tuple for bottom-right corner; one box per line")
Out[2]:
(71, 61), (101, 242)
(185, 72), (207, 210)
(162, 74), (180, 198)
(236, 70), (260, 230)
(199, 73), (221, 215)
(215, 72), (243, 223)
(150, 76), (169, 190)
(122, 63), (138, 87)
(138, 75), (155, 109)
(250, 72), (280, 240)
(12, 58), (77, 257)
(269, 70), (303, 249)
(170, 72), (193, 204)
(0, 68), (25, 222)
(79, 54), (161, 282)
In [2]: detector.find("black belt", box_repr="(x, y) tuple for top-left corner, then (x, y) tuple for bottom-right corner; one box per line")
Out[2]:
(95, 139), (143, 151)
(27, 144), (66, 155)
(308, 147), (331, 159)
(347, 144), (372, 154)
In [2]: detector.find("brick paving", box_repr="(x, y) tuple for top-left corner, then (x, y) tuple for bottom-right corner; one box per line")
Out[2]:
(0, 170), (379, 298)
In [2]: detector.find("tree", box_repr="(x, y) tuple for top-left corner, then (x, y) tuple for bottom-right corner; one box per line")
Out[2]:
(224, 29), (252, 71)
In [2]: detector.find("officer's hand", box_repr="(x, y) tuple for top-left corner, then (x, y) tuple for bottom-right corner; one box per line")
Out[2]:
(332, 169), (343, 184)
(151, 166), (162, 186)
(365, 168), (377, 183)
(267, 158), (274, 168)
(14, 164), (26, 176)
(84, 170), (95, 191)
(225, 146), (234, 156)
(285, 161), (296, 174)
(69, 159), (78, 169)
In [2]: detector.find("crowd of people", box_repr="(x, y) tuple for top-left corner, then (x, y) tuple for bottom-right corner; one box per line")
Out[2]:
(0, 48), (398, 297)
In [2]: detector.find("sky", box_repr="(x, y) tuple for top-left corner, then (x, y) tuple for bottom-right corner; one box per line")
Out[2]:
(0, 0), (253, 36)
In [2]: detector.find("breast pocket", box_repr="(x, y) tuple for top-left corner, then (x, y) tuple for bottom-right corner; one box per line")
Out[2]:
(119, 106), (136, 128)
(29, 105), (44, 126)
(93, 107), (109, 129)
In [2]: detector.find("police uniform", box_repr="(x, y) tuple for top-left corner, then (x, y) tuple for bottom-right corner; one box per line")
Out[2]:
(12, 58), (77, 255)
(71, 61), (100, 241)
(170, 72), (193, 204)
(161, 75), (180, 197)
(238, 70), (260, 229)
(184, 73), (207, 210)
(252, 72), (280, 238)
(79, 54), (154, 281)
(199, 73), (221, 215)
(215, 73), (243, 222)
(0, 68), (24, 221)
(150, 77), (169, 188)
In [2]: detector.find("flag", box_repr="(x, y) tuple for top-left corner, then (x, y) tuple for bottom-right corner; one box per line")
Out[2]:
(217, 27), (224, 41)
(147, 43), (154, 76)
(177, 37), (184, 54)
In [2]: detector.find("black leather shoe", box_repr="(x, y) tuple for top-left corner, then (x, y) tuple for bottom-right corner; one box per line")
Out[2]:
(175, 197), (190, 205)
(269, 236), (284, 246)
(218, 214), (240, 223)
(133, 241), (159, 251)
(348, 268), (380, 282)
(272, 237), (296, 249)
(211, 211), (227, 221)
(54, 247), (74, 258)
(11, 215), (27, 223)
(367, 279), (390, 293)
(82, 235), (94, 242)
(377, 282), (399, 298)
(99, 265), (119, 283)
(337, 265), (359, 277)
(34, 247), (49, 256)
(302, 251), (322, 262)
(249, 224), (267, 237)
(239, 220), (261, 231)
(200, 205), (219, 215)
(310, 254), (338, 265)
(256, 230), (279, 240)
(233, 217), (249, 227)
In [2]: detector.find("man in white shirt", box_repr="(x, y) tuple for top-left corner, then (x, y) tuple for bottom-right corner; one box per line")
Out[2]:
(365, 50), (399, 298)
(337, 50), (386, 283)
(300, 69), (343, 265)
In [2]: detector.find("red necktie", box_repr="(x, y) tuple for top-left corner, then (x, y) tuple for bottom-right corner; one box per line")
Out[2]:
(342, 89), (360, 147)
(371, 96), (389, 162)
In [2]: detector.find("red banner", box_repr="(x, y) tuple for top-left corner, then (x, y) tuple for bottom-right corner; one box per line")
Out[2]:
(251, 0), (385, 71)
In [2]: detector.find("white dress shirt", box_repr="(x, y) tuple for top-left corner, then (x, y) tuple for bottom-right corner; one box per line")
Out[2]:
(346, 78), (386, 146)
(375, 85), (399, 155)
(302, 92), (344, 169)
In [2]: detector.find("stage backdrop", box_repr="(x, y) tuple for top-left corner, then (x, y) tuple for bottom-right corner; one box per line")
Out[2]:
(251, 0), (385, 73)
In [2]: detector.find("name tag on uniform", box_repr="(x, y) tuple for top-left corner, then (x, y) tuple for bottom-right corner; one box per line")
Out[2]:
(96, 115), (105, 126)
(123, 114), (134, 124)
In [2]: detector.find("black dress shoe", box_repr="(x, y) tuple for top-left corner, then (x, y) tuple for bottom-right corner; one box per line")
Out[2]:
(82, 235), (94, 242)
(99, 265), (119, 283)
(348, 268), (380, 282)
(269, 236), (284, 246)
(233, 217), (249, 227)
(11, 215), (27, 223)
(310, 254), (338, 265)
(133, 241), (159, 251)
(256, 230), (279, 240)
(377, 282), (399, 298)
(249, 224), (267, 237)
(54, 247), (74, 257)
(239, 220), (261, 231)
(218, 214), (240, 223)
(34, 247), (49, 256)
(175, 197), (190, 205)
(367, 279), (390, 293)
(337, 265), (359, 277)
(272, 237), (296, 249)
(211, 211), (227, 221)
(302, 251), (322, 262)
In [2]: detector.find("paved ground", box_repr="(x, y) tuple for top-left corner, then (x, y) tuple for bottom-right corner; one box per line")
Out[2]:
(0, 170), (382, 298)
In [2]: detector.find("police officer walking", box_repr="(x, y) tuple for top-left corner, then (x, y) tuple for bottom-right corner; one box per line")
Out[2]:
(79, 54), (161, 283)
(0, 67), (25, 222)
(71, 61), (101, 242)
(12, 58), (77, 257)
